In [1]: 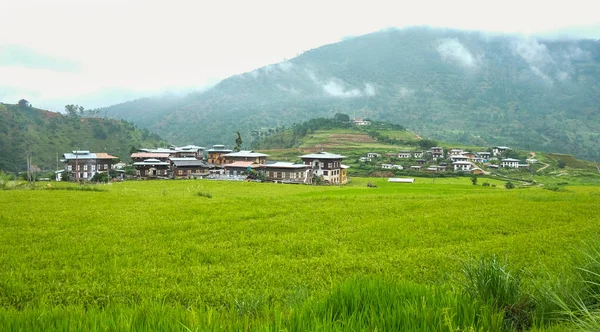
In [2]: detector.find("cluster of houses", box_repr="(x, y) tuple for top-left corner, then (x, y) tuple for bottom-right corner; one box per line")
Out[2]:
(57, 145), (350, 185)
(363, 146), (532, 174)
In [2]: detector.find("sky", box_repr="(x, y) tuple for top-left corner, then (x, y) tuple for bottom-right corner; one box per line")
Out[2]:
(0, 0), (599, 112)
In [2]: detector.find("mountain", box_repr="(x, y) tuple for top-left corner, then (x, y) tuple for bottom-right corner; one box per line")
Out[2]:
(0, 103), (166, 172)
(98, 27), (600, 161)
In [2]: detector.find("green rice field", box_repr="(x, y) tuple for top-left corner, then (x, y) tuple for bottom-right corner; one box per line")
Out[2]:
(1, 178), (600, 330)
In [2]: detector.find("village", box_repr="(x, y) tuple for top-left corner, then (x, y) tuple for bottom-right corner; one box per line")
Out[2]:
(55, 138), (533, 184)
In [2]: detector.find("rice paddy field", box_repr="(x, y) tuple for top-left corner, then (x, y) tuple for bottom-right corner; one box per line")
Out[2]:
(1, 177), (600, 331)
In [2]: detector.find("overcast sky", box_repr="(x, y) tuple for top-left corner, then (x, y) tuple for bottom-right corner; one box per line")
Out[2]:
(1, 0), (598, 112)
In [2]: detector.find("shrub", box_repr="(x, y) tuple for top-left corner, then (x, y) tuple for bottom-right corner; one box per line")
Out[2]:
(198, 191), (212, 198)
(482, 182), (490, 187)
(505, 181), (515, 189)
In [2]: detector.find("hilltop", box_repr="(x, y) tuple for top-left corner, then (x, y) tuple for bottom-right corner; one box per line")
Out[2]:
(0, 102), (166, 172)
(98, 27), (600, 161)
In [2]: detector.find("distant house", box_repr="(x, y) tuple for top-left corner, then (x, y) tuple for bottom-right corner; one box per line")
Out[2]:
(453, 161), (472, 172)
(207, 145), (233, 165)
(388, 178), (415, 183)
(224, 161), (260, 176)
(223, 150), (269, 165)
(61, 150), (118, 181)
(359, 157), (371, 162)
(398, 151), (412, 158)
(449, 149), (464, 156)
(471, 167), (485, 175)
(413, 151), (424, 158)
(416, 159), (427, 165)
(300, 152), (348, 184)
(170, 158), (213, 178)
(381, 164), (403, 170)
(261, 162), (311, 183)
(367, 152), (380, 159)
(173, 145), (205, 159)
(133, 158), (171, 179)
(477, 152), (491, 159)
(501, 158), (520, 168)
(471, 157), (485, 163)
(353, 117), (371, 126)
(131, 152), (170, 163)
(410, 165), (421, 171)
(492, 146), (510, 157)
(526, 159), (538, 164)
(430, 147), (444, 160)
(450, 155), (469, 163)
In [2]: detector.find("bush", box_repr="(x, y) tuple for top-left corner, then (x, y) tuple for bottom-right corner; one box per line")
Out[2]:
(482, 182), (490, 187)
(505, 181), (515, 189)
(197, 191), (212, 198)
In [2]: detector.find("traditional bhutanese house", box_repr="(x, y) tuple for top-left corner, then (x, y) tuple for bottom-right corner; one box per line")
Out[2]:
(138, 148), (178, 156)
(416, 159), (427, 165)
(300, 152), (348, 184)
(450, 155), (469, 163)
(174, 145), (205, 159)
(410, 165), (421, 171)
(463, 152), (476, 159)
(471, 167), (485, 175)
(261, 162), (311, 183)
(61, 151), (118, 181)
(367, 152), (380, 158)
(381, 164), (403, 170)
(131, 152), (171, 163)
(224, 161), (260, 176)
(449, 148), (464, 156)
(426, 166), (441, 172)
(359, 157), (371, 162)
(518, 163), (530, 169)
(133, 158), (170, 179)
(398, 151), (412, 158)
(413, 151), (424, 158)
(493, 146), (510, 157)
(207, 145), (233, 165)
(453, 161), (472, 172)
(501, 158), (520, 168)
(430, 147), (444, 160)
(170, 158), (213, 178)
(471, 157), (485, 163)
(477, 152), (492, 159)
(353, 117), (371, 126)
(223, 150), (269, 165)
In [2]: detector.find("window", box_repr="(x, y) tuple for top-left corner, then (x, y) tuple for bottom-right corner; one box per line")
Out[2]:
(91, 165), (96, 171)
(104, 164), (109, 170)
(67, 165), (72, 171)
(83, 172), (88, 178)
(323, 171), (328, 175)
(178, 170), (183, 175)
(83, 164), (88, 171)
(76, 165), (80, 171)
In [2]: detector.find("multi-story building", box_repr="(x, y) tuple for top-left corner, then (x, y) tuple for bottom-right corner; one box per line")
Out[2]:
(61, 150), (118, 181)
(300, 152), (348, 184)
(261, 162), (311, 183)
(223, 150), (269, 165)
(207, 145), (233, 165)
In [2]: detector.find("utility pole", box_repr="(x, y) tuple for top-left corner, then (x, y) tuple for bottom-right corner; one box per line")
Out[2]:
(75, 149), (80, 184)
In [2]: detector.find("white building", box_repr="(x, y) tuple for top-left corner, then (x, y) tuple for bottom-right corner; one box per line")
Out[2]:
(398, 151), (412, 158)
(493, 146), (510, 157)
(501, 158), (520, 168)
(453, 161), (472, 172)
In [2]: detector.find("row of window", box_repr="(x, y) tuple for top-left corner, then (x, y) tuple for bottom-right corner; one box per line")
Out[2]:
(323, 169), (340, 176)
(267, 171), (305, 179)
(67, 164), (109, 171)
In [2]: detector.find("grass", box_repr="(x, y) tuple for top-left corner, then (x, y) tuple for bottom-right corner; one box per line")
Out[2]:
(0, 179), (599, 330)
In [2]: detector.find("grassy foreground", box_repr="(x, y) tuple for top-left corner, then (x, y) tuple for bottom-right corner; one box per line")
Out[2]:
(1, 178), (600, 330)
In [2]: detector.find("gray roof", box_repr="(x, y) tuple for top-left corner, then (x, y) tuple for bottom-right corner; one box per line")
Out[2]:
(262, 162), (308, 169)
(502, 158), (520, 162)
(494, 146), (510, 149)
(171, 159), (212, 167)
(175, 145), (205, 151)
(207, 145), (233, 152)
(224, 150), (269, 157)
(300, 152), (346, 159)
(133, 159), (170, 166)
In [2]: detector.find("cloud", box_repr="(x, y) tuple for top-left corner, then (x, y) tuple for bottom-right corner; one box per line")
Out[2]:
(436, 38), (479, 68)
(0, 45), (81, 72)
(563, 46), (591, 61)
(276, 84), (299, 94)
(322, 79), (376, 98)
(398, 86), (415, 98)
(511, 38), (555, 83)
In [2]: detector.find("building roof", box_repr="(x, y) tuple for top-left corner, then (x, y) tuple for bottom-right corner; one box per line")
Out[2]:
(494, 146), (510, 149)
(207, 145), (233, 152)
(341, 164), (350, 169)
(451, 155), (469, 159)
(131, 152), (170, 159)
(300, 152), (346, 159)
(133, 159), (170, 166)
(453, 161), (472, 165)
(175, 145), (205, 151)
(63, 152), (117, 160)
(502, 158), (520, 162)
(224, 161), (260, 168)
(261, 162), (308, 169)
(171, 159), (212, 167)
(224, 150), (269, 158)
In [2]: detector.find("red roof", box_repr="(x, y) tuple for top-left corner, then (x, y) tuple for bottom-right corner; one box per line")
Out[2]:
(225, 161), (259, 168)
(95, 153), (118, 159)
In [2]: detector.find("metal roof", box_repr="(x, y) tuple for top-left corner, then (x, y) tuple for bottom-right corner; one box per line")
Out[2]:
(171, 159), (212, 167)
(261, 162), (308, 169)
(224, 161), (260, 168)
(63, 152), (117, 160)
(131, 152), (170, 159)
(133, 159), (170, 166)
(502, 158), (520, 162)
(224, 150), (269, 158)
(300, 152), (346, 159)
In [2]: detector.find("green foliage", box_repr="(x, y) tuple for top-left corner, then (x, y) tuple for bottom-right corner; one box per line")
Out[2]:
(90, 172), (108, 183)
(197, 191), (212, 198)
(483, 182), (491, 187)
(0, 103), (166, 172)
(558, 160), (567, 169)
(505, 181), (516, 189)
(471, 175), (478, 185)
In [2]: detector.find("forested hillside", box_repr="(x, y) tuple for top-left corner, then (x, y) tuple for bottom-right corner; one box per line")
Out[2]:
(98, 27), (600, 161)
(0, 103), (166, 172)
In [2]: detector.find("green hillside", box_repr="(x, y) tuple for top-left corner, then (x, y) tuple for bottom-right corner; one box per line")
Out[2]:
(0, 103), (166, 172)
(98, 27), (600, 162)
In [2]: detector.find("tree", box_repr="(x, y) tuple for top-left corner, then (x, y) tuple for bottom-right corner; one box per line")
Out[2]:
(505, 181), (515, 189)
(557, 160), (566, 169)
(470, 175), (478, 185)
(18, 99), (30, 107)
(234, 131), (243, 152)
(334, 113), (350, 123)
(65, 104), (84, 117)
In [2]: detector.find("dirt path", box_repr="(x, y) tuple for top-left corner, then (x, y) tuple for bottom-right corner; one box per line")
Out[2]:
(529, 152), (550, 173)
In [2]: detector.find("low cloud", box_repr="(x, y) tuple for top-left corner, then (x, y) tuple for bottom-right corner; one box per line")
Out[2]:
(0, 45), (81, 72)
(322, 79), (376, 98)
(436, 38), (479, 68)
(398, 86), (415, 98)
(276, 84), (299, 94)
(511, 38), (554, 83)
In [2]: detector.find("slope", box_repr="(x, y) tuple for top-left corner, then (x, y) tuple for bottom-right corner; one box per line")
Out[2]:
(0, 103), (166, 172)
(98, 27), (600, 161)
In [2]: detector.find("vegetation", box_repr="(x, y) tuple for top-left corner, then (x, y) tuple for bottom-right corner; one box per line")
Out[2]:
(0, 102), (167, 172)
(97, 27), (600, 161)
(0, 178), (599, 330)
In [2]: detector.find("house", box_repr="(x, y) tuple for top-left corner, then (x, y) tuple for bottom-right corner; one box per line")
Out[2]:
(449, 149), (464, 156)
(501, 158), (520, 168)
(453, 161), (472, 172)
(170, 158), (213, 178)
(359, 157), (371, 162)
(131, 152), (170, 163)
(207, 145), (233, 165)
(518, 164), (530, 169)
(426, 166), (443, 172)
(367, 152), (380, 159)
(55, 169), (64, 181)
(492, 146), (510, 157)
(416, 159), (427, 165)
(300, 152), (348, 184)
(61, 151), (118, 181)
(410, 165), (421, 171)
(223, 150), (269, 164)
(471, 157), (485, 163)
(526, 159), (538, 164)
(133, 158), (171, 179)
(450, 155), (469, 163)
(477, 152), (491, 160)
(381, 164), (403, 170)
(398, 151), (412, 158)
(430, 147), (444, 160)
(413, 151), (424, 158)
(224, 161), (260, 176)
(261, 162), (311, 183)
(173, 145), (205, 159)
(471, 167), (485, 175)
(112, 162), (127, 170)
(353, 117), (371, 126)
